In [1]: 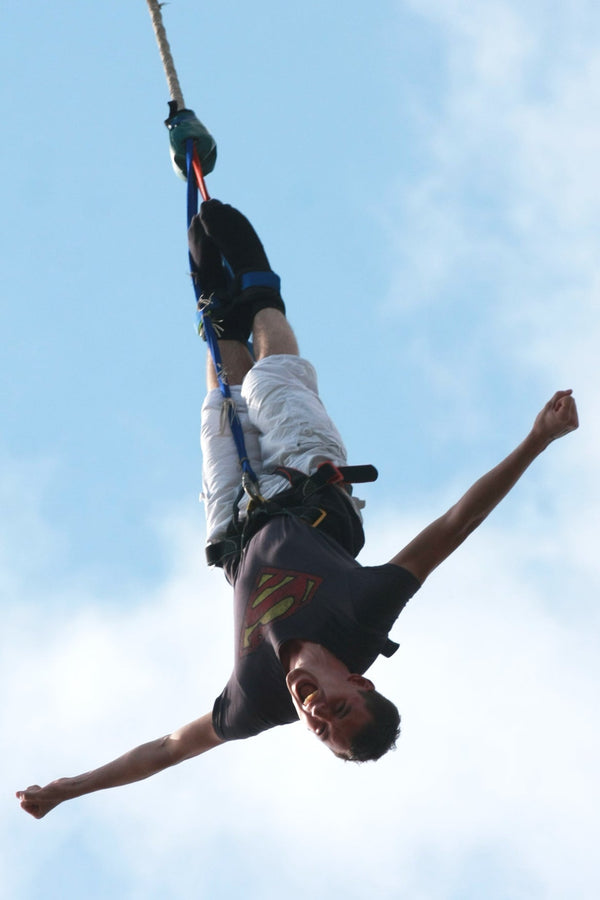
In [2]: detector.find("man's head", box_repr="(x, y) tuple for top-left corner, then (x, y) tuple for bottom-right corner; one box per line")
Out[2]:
(286, 650), (400, 762)
(340, 689), (401, 762)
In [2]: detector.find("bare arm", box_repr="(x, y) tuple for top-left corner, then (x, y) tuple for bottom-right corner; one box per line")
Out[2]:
(391, 390), (579, 584)
(16, 712), (223, 820)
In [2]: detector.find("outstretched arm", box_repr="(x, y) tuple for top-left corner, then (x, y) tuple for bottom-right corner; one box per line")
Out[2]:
(16, 712), (223, 820)
(391, 390), (579, 584)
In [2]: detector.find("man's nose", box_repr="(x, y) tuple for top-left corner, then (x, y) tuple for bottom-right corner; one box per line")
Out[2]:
(311, 701), (329, 720)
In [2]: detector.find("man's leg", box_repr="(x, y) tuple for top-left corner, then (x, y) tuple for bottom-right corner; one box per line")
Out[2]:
(205, 340), (254, 391)
(241, 317), (352, 503)
(190, 203), (282, 544)
(204, 305), (300, 389)
(252, 309), (299, 360)
(205, 306), (299, 390)
(201, 338), (262, 544)
(197, 211), (347, 495)
(201, 311), (297, 542)
(195, 200), (359, 539)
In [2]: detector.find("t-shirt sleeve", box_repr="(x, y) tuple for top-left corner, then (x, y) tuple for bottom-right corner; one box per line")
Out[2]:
(212, 691), (232, 742)
(212, 681), (268, 742)
(354, 563), (421, 634)
(212, 673), (298, 742)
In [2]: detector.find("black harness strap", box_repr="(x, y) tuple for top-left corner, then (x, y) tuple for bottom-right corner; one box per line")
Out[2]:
(205, 461), (378, 569)
(276, 462), (378, 491)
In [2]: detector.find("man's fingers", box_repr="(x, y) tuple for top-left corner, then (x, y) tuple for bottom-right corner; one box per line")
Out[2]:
(20, 802), (45, 819)
(534, 390), (579, 441)
(16, 786), (49, 819)
(16, 784), (41, 799)
(554, 397), (579, 434)
(548, 390), (578, 423)
(549, 388), (573, 407)
(566, 399), (579, 429)
(556, 395), (578, 424)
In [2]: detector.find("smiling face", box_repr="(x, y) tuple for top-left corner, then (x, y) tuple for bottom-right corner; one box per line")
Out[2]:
(286, 659), (376, 757)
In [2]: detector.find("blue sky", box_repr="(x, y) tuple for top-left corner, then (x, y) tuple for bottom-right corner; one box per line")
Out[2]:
(2, 2), (599, 899)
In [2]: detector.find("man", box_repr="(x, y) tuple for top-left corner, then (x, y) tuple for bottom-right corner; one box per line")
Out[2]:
(17, 201), (578, 819)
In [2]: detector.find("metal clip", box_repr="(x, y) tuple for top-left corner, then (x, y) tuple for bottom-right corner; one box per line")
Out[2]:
(242, 471), (265, 505)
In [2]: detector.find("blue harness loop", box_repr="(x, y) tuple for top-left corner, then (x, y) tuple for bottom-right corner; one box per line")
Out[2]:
(185, 140), (263, 502)
(239, 271), (281, 292)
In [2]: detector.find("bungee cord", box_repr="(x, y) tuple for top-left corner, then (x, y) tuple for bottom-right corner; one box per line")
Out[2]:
(145, 0), (263, 499)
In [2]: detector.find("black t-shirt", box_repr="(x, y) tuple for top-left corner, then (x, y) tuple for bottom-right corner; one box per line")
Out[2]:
(212, 515), (420, 741)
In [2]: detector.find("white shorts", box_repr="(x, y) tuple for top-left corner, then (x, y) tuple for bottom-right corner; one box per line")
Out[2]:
(200, 355), (363, 543)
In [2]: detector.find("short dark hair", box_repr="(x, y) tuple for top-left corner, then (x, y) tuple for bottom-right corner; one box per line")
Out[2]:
(336, 690), (401, 763)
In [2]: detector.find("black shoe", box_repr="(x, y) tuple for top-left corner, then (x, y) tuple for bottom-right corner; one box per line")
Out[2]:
(189, 201), (285, 342)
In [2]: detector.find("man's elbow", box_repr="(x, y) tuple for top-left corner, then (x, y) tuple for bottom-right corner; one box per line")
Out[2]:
(157, 734), (187, 768)
(445, 506), (487, 545)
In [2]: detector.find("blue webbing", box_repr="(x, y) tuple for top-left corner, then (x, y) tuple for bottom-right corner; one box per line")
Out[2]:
(185, 140), (262, 498)
(240, 271), (281, 291)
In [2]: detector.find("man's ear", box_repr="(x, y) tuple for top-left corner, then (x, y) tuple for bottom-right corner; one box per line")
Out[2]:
(348, 674), (375, 691)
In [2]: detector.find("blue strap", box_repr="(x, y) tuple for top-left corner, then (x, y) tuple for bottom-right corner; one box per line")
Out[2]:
(239, 271), (281, 291)
(185, 140), (262, 497)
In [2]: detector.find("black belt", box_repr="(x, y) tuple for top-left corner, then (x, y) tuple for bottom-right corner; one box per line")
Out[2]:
(206, 461), (378, 569)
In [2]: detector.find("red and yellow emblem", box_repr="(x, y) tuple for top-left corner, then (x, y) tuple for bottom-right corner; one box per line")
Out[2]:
(240, 567), (322, 655)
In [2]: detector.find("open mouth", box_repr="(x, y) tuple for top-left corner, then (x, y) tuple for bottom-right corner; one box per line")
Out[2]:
(297, 681), (318, 707)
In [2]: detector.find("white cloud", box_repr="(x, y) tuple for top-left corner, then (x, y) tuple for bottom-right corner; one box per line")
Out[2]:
(4, 466), (599, 899)
(4, 3), (600, 898)
(383, 0), (600, 398)
(364, 2), (600, 895)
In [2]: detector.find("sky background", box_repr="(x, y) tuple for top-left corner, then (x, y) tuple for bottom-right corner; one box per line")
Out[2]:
(2, 1), (599, 898)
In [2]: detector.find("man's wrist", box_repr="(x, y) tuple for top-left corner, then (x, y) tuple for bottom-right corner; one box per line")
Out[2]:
(525, 428), (551, 456)
(48, 775), (85, 802)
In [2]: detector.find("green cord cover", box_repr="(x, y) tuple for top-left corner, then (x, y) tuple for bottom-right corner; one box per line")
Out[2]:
(165, 108), (217, 180)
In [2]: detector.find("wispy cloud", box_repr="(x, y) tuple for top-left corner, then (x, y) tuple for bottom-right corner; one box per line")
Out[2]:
(5, 2), (599, 899)
(383, 0), (600, 399)
(4, 473), (599, 899)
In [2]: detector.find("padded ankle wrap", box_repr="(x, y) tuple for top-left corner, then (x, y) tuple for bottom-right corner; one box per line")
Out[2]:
(198, 271), (285, 344)
(239, 271), (281, 292)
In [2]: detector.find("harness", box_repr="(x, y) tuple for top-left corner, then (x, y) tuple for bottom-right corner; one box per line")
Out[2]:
(206, 461), (378, 570)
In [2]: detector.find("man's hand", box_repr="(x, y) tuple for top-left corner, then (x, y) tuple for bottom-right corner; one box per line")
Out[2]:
(16, 782), (66, 820)
(531, 389), (579, 448)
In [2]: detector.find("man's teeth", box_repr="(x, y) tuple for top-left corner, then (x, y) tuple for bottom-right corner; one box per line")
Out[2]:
(302, 690), (317, 707)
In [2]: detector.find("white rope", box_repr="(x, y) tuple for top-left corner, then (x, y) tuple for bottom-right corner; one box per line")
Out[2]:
(145, 0), (185, 110)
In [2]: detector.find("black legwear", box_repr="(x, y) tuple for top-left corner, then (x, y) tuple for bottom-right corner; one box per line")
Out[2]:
(191, 199), (286, 343)
(199, 199), (271, 275)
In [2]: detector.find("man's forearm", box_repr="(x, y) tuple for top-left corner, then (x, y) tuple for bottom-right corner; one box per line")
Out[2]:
(391, 390), (578, 583)
(17, 712), (222, 818)
(447, 429), (547, 536)
(446, 389), (578, 538)
(28, 735), (178, 811)
(391, 431), (552, 582)
(61, 737), (176, 799)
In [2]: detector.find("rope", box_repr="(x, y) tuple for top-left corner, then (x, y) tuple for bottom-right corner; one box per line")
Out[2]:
(145, 0), (185, 110)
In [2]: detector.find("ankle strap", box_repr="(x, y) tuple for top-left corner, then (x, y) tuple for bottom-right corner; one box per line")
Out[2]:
(239, 271), (281, 291)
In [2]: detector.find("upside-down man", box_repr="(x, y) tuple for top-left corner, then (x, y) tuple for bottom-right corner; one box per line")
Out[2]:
(17, 200), (578, 819)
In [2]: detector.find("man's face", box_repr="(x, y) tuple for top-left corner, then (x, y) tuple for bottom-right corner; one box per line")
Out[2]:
(286, 665), (375, 757)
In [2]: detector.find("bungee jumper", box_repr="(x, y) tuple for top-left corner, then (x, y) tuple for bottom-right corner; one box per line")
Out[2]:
(17, 3), (579, 819)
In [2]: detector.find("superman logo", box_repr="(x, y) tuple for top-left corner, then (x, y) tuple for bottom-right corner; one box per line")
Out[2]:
(240, 567), (323, 656)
